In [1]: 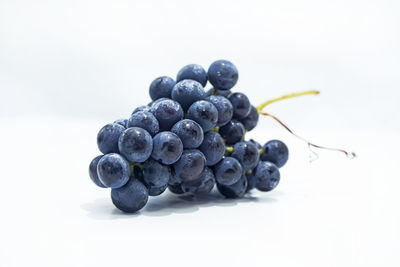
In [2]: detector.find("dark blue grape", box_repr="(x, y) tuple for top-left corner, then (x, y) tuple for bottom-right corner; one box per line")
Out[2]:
(187, 100), (218, 132)
(208, 60), (238, 90)
(127, 111), (159, 136)
(111, 178), (148, 213)
(207, 88), (232, 97)
(151, 131), (183, 165)
(214, 157), (242, 185)
(171, 119), (204, 149)
(149, 76), (175, 101)
(168, 183), (184, 194)
(239, 105), (259, 131)
(231, 141), (260, 171)
(132, 105), (151, 115)
(254, 161), (280, 192)
(177, 64), (207, 87)
(181, 167), (215, 195)
(173, 149), (206, 183)
(97, 153), (130, 188)
(118, 127), (153, 163)
(249, 139), (262, 150)
(228, 92), (251, 119)
(199, 132), (225, 166)
(217, 173), (247, 198)
(97, 123), (125, 154)
(142, 159), (171, 196)
(206, 95), (233, 127)
(219, 120), (245, 145)
(246, 171), (256, 192)
(151, 99), (184, 131)
(261, 140), (289, 168)
(171, 79), (206, 111)
(114, 119), (128, 128)
(89, 155), (106, 188)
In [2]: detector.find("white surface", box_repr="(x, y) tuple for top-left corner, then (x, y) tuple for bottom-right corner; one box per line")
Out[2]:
(1, 0), (399, 266)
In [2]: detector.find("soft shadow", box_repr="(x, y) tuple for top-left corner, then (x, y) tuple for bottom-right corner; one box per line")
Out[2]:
(81, 190), (278, 220)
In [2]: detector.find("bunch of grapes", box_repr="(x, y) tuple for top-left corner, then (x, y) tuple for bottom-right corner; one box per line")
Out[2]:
(89, 60), (289, 213)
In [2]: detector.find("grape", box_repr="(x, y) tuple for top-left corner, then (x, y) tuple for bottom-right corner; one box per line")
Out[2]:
(207, 60), (238, 90)
(199, 132), (225, 166)
(132, 105), (151, 115)
(118, 127), (153, 163)
(181, 167), (215, 195)
(149, 76), (175, 101)
(97, 123), (125, 154)
(151, 131), (183, 165)
(239, 105), (259, 131)
(187, 100), (218, 132)
(142, 159), (171, 196)
(205, 88), (232, 97)
(111, 178), (149, 213)
(127, 111), (159, 136)
(219, 120), (245, 145)
(214, 157), (242, 185)
(168, 183), (184, 194)
(261, 140), (289, 168)
(217, 173), (247, 198)
(254, 161), (280, 192)
(89, 155), (106, 188)
(228, 92), (251, 119)
(90, 60), (291, 211)
(151, 99), (184, 131)
(173, 149), (206, 183)
(206, 95), (233, 127)
(114, 119), (128, 128)
(246, 171), (256, 192)
(176, 64), (208, 87)
(171, 79), (206, 111)
(231, 141), (260, 171)
(249, 139), (262, 150)
(171, 119), (204, 149)
(97, 153), (130, 188)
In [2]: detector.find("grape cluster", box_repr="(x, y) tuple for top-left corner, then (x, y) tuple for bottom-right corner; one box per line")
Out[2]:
(89, 60), (289, 213)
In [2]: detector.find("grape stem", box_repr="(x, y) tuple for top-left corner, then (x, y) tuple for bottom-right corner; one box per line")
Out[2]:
(257, 90), (357, 159)
(256, 90), (320, 113)
(225, 146), (234, 153)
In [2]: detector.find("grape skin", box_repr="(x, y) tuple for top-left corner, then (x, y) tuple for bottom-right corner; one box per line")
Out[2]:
(254, 161), (280, 192)
(151, 99), (184, 131)
(199, 132), (225, 166)
(171, 119), (204, 149)
(111, 178), (149, 213)
(127, 111), (159, 136)
(217, 173), (248, 198)
(171, 79), (206, 111)
(97, 153), (131, 188)
(149, 76), (175, 101)
(214, 157), (242, 186)
(206, 95), (233, 127)
(173, 149), (206, 183)
(89, 155), (106, 188)
(219, 120), (245, 145)
(207, 60), (238, 90)
(228, 92), (251, 119)
(118, 127), (153, 163)
(151, 131), (183, 165)
(231, 141), (260, 171)
(97, 123), (126, 154)
(142, 159), (171, 196)
(176, 64), (208, 87)
(187, 100), (218, 132)
(261, 140), (289, 168)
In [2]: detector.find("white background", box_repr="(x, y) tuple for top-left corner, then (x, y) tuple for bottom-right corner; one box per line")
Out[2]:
(0, 0), (399, 266)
